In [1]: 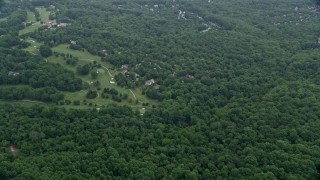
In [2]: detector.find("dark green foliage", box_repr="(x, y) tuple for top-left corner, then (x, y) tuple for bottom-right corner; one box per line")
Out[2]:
(39, 45), (52, 57)
(111, 94), (122, 102)
(0, 104), (319, 179)
(101, 88), (127, 102)
(0, 0), (320, 179)
(0, 34), (21, 47)
(0, 10), (27, 35)
(145, 88), (163, 100)
(73, 100), (80, 105)
(91, 70), (98, 79)
(65, 57), (78, 66)
(103, 88), (118, 95)
(114, 73), (136, 88)
(77, 64), (90, 75)
(0, 86), (63, 102)
(86, 90), (97, 99)
(0, 48), (82, 91)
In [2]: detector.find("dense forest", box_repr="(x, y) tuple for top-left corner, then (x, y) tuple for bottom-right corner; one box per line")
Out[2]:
(0, 0), (320, 179)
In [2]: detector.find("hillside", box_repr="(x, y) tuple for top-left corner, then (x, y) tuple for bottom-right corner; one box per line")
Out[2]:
(0, 0), (320, 179)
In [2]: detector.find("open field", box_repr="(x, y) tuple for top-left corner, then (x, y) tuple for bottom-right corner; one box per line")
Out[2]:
(52, 45), (101, 61)
(49, 44), (156, 109)
(0, 17), (7, 22)
(19, 22), (42, 35)
(19, 8), (50, 35)
(26, 11), (36, 22)
(36, 7), (50, 22)
(23, 38), (42, 54)
(21, 40), (156, 109)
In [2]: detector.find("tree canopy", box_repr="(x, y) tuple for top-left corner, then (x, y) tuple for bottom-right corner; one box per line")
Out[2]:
(0, 0), (320, 179)
(39, 45), (52, 57)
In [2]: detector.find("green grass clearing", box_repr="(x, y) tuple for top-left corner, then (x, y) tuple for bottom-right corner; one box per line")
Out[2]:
(21, 41), (156, 109)
(53, 44), (101, 61)
(23, 38), (43, 54)
(19, 9), (49, 35)
(0, 17), (7, 22)
(36, 7), (50, 22)
(19, 22), (42, 35)
(27, 11), (36, 22)
(49, 44), (157, 108)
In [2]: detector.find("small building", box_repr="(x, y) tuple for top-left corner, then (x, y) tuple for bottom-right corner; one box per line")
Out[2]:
(121, 64), (129, 70)
(49, 5), (56, 10)
(134, 73), (140, 78)
(134, 73), (140, 81)
(70, 40), (77, 45)
(8, 71), (19, 77)
(57, 23), (71, 27)
(100, 49), (108, 56)
(145, 79), (155, 86)
(44, 20), (57, 27)
(186, 74), (194, 79)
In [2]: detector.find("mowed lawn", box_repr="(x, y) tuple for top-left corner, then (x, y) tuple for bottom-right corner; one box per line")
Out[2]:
(0, 17), (7, 22)
(36, 7), (50, 22)
(52, 44), (101, 61)
(15, 7), (155, 111)
(49, 44), (156, 109)
(26, 11), (36, 22)
(23, 38), (42, 54)
(19, 22), (42, 35)
(19, 8), (50, 35)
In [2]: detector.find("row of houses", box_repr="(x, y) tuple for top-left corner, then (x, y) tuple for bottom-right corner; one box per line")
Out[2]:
(44, 20), (71, 28)
(120, 64), (156, 86)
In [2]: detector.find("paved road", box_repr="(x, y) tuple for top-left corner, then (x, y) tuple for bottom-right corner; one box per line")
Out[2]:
(129, 89), (137, 100)
(102, 65), (113, 77)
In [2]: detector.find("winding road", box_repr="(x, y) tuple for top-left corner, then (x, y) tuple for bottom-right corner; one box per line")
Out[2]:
(129, 89), (137, 100)
(102, 65), (113, 77)
(74, 59), (138, 100)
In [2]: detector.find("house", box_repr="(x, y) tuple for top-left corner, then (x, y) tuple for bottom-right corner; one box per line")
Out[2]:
(100, 49), (108, 56)
(121, 64), (129, 70)
(70, 40), (77, 45)
(134, 73), (140, 78)
(145, 79), (155, 86)
(186, 74), (194, 79)
(134, 73), (140, 81)
(44, 20), (57, 27)
(8, 71), (19, 76)
(49, 5), (56, 10)
(57, 23), (71, 27)
(121, 69), (128, 74)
